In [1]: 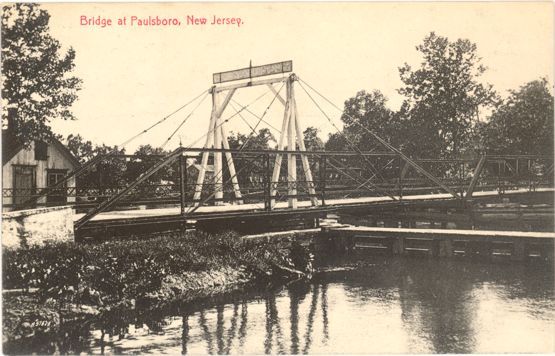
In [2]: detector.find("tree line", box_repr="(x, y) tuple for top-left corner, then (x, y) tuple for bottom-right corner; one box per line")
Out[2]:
(2, 4), (553, 189)
(325, 33), (553, 159)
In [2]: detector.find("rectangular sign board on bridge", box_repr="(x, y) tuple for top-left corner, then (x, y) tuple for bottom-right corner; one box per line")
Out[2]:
(213, 60), (292, 84)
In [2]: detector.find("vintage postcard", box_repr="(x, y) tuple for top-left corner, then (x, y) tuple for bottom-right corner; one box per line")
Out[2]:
(1, 2), (554, 354)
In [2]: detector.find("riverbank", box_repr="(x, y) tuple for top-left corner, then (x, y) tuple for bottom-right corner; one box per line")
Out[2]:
(2, 230), (312, 349)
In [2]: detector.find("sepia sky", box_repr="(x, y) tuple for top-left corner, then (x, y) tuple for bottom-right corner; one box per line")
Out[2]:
(40, 2), (554, 152)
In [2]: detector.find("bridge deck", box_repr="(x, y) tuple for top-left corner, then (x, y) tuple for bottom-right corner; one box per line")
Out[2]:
(74, 187), (553, 222)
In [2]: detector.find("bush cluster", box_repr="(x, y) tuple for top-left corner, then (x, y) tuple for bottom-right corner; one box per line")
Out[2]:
(2, 231), (298, 307)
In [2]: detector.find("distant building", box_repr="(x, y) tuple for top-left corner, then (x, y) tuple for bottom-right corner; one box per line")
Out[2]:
(2, 131), (80, 211)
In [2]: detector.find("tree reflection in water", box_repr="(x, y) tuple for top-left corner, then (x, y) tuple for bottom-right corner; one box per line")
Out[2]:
(396, 259), (476, 353)
(177, 281), (329, 354)
(10, 257), (552, 354)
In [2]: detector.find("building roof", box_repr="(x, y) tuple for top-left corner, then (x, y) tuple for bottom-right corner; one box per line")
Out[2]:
(2, 130), (81, 167)
(1, 130), (21, 165)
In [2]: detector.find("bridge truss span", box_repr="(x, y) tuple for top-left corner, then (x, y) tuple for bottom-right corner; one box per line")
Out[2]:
(9, 60), (550, 233)
(68, 147), (553, 233)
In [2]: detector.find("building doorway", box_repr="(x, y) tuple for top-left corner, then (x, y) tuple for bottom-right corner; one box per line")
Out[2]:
(13, 165), (36, 209)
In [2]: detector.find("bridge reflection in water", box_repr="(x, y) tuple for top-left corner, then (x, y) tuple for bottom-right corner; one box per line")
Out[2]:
(87, 257), (554, 354)
(178, 283), (327, 355)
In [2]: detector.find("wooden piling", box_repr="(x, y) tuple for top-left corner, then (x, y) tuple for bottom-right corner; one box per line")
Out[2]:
(438, 239), (453, 257)
(512, 240), (526, 261)
(393, 237), (405, 255)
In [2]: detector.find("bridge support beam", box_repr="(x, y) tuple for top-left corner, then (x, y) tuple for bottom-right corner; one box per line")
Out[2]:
(270, 84), (291, 208)
(270, 75), (318, 209)
(438, 239), (453, 257)
(393, 237), (405, 255)
(75, 147), (186, 230)
(512, 239), (526, 261)
(179, 154), (187, 217)
(194, 93), (218, 205)
(466, 155), (487, 199)
(193, 88), (243, 206)
(293, 93), (319, 206)
(213, 91), (223, 205)
(287, 77), (297, 209)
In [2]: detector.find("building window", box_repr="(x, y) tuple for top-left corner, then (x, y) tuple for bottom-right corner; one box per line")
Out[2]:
(34, 141), (48, 161)
(47, 169), (68, 205)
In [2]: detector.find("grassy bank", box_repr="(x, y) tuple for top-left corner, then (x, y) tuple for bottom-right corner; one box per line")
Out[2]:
(3, 230), (312, 345)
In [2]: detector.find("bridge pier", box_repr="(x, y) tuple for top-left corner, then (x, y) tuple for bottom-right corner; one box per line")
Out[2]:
(466, 240), (492, 259)
(393, 237), (405, 255)
(438, 239), (453, 257)
(511, 239), (526, 261)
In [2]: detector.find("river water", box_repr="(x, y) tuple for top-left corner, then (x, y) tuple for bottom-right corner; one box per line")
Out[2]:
(66, 255), (553, 354)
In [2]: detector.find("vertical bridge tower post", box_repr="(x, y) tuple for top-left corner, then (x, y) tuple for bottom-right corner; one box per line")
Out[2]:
(193, 87), (243, 206)
(271, 74), (318, 209)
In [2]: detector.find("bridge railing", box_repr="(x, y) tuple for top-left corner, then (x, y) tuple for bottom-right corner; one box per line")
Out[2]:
(4, 150), (552, 214)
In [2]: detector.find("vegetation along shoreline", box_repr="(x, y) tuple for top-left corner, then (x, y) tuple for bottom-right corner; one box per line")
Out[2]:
(2, 230), (313, 351)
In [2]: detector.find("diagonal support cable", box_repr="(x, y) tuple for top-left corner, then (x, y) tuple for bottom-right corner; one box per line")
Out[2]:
(298, 78), (460, 199)
(297, 81), (397, 200)
(21, 89), (209, 208)
(343, 157), (397, 198)
(77, 92), (272, 229)
(160, 91), (210, 149)
(326, 156), (393, 198)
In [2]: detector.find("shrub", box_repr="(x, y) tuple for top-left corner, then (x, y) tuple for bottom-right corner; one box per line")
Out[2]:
(2, 230), (305, 307)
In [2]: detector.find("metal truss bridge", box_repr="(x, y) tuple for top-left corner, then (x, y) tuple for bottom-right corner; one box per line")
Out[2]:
(9, 61), (553, 237)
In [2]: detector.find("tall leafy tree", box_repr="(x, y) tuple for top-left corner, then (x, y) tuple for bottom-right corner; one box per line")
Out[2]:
(228, 128), (276, 151)
(340, 90), (402, 152)
(398, 32), (497, 157)
(227, 128), (276, 184)
(2, 3), (82, 144)
(66, 134), (94, 163)
(334, 89), (405, 181)
(303, 126), (324, 151)
(482, 78), (554, 156)
(125, 144), (177, 185)
(325, 132), (349, 151)
(66, 134), (126, 189)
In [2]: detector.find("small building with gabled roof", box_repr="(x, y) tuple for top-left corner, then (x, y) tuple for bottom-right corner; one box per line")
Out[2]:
(2, 130), (80, 211)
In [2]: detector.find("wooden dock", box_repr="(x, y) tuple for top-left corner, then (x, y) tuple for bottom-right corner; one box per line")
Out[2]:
(324, 226), (555, 261)
(242, 223), (555, 262)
